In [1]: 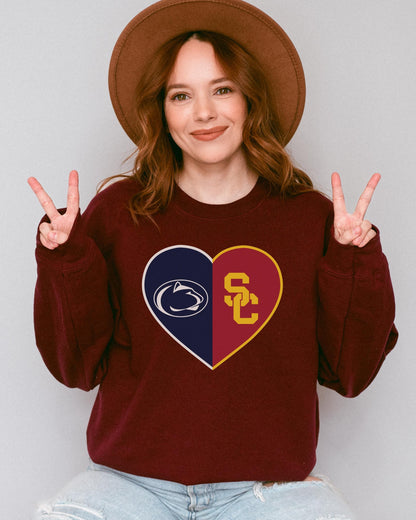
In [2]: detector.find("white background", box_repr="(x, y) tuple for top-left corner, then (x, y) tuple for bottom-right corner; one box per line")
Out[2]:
(1, 0), (415, 518)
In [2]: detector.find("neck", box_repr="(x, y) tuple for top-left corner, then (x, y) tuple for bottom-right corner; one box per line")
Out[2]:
(176, 156), (258, 204)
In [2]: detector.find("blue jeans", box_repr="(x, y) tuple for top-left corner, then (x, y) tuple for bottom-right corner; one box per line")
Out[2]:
(36, 461), (355, 519)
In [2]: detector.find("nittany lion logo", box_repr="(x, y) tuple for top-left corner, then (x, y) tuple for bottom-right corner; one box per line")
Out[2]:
(153, 279), (209, 318)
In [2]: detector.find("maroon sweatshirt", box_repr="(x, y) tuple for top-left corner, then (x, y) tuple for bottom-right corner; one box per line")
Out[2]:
(33, 177), (397, 484)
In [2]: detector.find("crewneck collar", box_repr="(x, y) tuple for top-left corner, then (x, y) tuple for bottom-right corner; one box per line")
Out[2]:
(171, 177), (269, 219)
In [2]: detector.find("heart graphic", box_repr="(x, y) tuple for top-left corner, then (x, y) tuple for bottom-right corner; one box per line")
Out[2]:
(142, 245), (283, 369)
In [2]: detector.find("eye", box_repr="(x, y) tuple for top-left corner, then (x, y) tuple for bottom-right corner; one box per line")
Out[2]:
(170, 93), (189, 102)
(215, 87), (232, 95)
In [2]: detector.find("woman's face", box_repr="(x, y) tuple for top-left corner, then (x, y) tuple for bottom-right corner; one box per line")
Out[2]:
(164, 38), (248, 170)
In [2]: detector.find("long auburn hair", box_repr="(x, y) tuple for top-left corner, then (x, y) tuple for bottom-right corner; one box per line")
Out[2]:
(102, 31), (314, 222)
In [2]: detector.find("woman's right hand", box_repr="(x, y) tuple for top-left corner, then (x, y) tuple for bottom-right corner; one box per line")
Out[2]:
(28, 170), (79, 250)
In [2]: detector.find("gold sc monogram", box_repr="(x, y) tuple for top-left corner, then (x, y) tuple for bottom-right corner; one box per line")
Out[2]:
(224, 273), (258, 325)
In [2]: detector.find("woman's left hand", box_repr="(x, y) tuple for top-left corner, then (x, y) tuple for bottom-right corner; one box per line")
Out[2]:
(331, 172), (381, 248)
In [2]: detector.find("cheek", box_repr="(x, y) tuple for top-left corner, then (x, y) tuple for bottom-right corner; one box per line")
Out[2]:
(231, 98), (248, 128)
(164, 101), (183, 131)
(163, 111), (185, 149)
(164, 105), (175, 132)
(165, 109), (190, 139)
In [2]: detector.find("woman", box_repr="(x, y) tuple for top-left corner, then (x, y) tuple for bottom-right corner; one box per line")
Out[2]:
(29, 1), (397, 518)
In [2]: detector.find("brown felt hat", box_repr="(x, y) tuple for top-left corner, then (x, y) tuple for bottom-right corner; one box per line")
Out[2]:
(109, 0), (305, 146)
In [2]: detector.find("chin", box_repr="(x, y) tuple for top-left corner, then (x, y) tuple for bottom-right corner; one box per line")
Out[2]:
(189, 147), (245, 167)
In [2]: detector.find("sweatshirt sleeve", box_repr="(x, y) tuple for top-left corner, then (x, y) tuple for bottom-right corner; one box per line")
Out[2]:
(317, 225), (398, 397)
(33, 202), (115, 391)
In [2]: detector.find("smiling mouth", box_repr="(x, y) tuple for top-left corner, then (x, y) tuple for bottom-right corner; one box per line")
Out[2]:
(190, 126), (228, 141)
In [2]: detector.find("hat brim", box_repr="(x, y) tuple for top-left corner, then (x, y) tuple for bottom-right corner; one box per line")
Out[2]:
(109, 0), (305, 146)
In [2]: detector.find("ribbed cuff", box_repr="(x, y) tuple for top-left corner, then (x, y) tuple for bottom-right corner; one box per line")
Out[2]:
(35, 209), (90, 266)
(323, 226), (382, 274)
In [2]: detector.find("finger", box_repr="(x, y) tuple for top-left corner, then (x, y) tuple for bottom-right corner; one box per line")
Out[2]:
(38, 223), (59, 250)
(39, 235), (60, 250)
(66, 170), (80, 218)
(351, 220), (373, 246)
(357, 228), (377, 248)
(334, 223), (362, 245)
(39, 222), (56, 245)
(28, 177), (60, 221)
(47, 230), (70, 245)
(331, 172), (347, 217)
(39, 222), (70, 246)
(39, 221), (52, 235)
(354, 173), (381, 220)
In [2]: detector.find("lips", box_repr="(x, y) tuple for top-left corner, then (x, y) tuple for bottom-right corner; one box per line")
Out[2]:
(190, 126), (228, 141)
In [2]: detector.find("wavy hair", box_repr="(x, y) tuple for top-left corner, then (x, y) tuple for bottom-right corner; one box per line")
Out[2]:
(102, 31), (314, 222)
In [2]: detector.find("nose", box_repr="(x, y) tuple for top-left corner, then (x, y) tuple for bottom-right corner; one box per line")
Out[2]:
(193, 94), (216, 122)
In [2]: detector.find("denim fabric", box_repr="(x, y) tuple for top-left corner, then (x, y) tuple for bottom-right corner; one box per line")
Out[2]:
(35, 461), (355, 520)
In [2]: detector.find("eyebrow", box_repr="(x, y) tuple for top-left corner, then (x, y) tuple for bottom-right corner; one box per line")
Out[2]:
(166, 77), (231, 93)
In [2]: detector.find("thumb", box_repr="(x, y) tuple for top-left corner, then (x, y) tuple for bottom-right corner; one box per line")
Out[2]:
(47, 229), (70, 245)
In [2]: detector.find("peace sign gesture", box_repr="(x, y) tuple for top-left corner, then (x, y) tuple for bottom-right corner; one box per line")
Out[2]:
(331, 172), (381, 248)
(28, 170), (79, 250)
